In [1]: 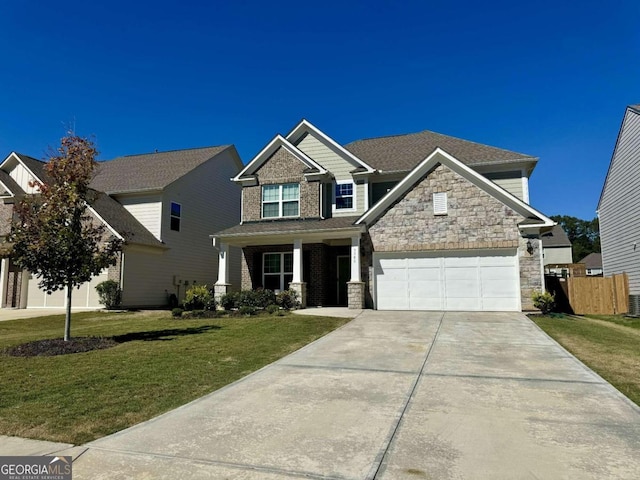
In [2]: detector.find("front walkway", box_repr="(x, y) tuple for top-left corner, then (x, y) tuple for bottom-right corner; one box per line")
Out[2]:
(5, 311), (640, 479)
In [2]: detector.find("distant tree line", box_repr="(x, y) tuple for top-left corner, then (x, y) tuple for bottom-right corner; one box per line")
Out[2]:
(550, 215), (600, 263)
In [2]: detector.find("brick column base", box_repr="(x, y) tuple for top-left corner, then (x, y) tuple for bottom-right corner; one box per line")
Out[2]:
(288, 282), (307, 309)
(213, 284), (231, 304)
(347, 281), (365, 309)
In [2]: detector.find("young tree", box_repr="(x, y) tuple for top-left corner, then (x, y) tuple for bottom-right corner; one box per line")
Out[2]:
(10, 134), (122, 341)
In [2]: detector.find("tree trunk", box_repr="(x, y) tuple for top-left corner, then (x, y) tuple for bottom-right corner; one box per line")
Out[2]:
(64, 283), (72, 341)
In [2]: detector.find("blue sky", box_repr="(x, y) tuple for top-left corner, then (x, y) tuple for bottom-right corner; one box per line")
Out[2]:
(1, 1), (638, 220)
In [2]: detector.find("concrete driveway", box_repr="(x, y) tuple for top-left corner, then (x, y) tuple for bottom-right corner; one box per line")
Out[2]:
(44, 311), (640, 479)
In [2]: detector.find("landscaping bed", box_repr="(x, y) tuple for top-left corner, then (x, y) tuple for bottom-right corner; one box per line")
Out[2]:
(0, 310), (349, 444)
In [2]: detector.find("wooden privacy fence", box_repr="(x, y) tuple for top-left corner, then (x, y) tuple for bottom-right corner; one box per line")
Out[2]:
(546, 273), (629, 315)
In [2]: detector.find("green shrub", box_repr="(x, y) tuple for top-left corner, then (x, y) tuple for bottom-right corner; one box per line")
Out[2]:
(95, 280), (122, 309)
(220, 291), (240, 311)
(277, 290), (300, 311)
(183, 284), (216, 311)
(253, 289), (277, 308)
(238, 305), (257, 316)
(171, 308), (184, 318)
(265, 304), (280, 315)
(532, 290), (555, 314)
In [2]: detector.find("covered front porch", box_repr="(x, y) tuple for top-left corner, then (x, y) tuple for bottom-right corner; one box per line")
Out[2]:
(212, 218), (366, 309)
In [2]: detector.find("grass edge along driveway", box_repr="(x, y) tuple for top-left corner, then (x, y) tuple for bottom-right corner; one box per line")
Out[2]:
(0, 310), (349, 444)
(530, 314), (640, 407)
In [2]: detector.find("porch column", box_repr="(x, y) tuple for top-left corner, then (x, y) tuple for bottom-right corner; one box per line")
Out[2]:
(0, 258), (8, 308)
(289, 238), (307, 308)
(348, 235), (365, 309)
(214, 241), (230, 303)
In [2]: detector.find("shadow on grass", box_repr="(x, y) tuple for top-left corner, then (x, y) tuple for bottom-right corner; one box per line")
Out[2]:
(113, 325), (221, 343)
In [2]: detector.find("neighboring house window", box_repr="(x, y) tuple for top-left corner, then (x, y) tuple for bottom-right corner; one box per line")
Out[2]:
(170, 202), (181, 231)
(335, 182), (354, 210)
(433, 192), (447, 215)
(263, 252), (293, 291)
(262, 183), (299, 218)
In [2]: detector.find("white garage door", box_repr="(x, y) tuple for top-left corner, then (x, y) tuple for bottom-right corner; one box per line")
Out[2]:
(27, 270), (108, 308)
(374, 250), (520, 311)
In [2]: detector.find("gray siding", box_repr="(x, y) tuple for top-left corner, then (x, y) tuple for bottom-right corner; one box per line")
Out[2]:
(484, 171), (524, 201)
(115, 194), (162, 240)
(543, 246), (572, 265)
(599, 108), (640, 294)
(295, 132), (365, 216)
(120, 149), (242, 307)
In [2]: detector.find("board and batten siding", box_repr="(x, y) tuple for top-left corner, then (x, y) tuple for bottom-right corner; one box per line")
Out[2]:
(116, 194), (163, 240)
(9, 162), (39, 194)
(295, 132), (365, 215)
(599, 107), (640, 295)
(120, 149), (242, 307)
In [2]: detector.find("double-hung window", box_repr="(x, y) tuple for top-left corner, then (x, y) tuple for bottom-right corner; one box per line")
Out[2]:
(335, 182), (354, 210)
(170, 202), (181, 231)
(262, 183), (299, 218)
(263, 252), (293, 291)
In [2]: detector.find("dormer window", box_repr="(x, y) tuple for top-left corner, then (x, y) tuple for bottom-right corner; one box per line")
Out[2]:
(262, 183), (299, 218)
(335, 182), (354, 211)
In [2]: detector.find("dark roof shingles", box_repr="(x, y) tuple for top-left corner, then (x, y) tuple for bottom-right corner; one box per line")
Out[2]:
(345, 130), (536, 172)
(90, 146), (230, 193)
(541, 224), (572, 247)
(215, 216), (361, 237)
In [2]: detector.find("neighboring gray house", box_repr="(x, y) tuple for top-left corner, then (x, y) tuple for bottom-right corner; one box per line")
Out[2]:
(598, 104), (640, 294)
(212, 120), (554, 312)
(579, 252), (603, 276)
(0, 146), (242, 309)
(541, 224), (573, 266)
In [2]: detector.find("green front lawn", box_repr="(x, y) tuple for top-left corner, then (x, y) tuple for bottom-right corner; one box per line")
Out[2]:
(531, 314), (640, 406)
(0, 310), (349, 444)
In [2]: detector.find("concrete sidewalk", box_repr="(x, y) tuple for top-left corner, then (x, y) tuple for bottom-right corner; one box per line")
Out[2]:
(6, 311), (640, 479)
(0, 308), (99, 322)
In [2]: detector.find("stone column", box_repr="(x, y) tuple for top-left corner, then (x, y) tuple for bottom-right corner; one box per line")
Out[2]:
(348, 235), (364, 309)
(214, 241), (231, 303)
(347, 281), (365, 309)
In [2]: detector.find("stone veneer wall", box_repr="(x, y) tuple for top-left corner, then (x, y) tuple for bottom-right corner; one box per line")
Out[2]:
(108, 253), (122, 284)
(365, 163), (542, 310)
(0, 203), (13, 237)
(242, 147), (320, 222)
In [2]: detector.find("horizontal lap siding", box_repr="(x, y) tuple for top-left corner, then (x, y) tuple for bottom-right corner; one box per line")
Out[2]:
(599, 109), (640, 294)
(295, 132), (365, 215)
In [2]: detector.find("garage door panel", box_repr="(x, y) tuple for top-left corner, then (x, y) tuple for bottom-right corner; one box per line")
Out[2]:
(375, 250), (520, 312)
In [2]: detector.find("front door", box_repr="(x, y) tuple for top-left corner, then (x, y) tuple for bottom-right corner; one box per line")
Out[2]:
(337, 255), (349, 306)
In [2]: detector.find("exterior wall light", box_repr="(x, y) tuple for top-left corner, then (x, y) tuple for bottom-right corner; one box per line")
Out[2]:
(526, 240), (534, 255)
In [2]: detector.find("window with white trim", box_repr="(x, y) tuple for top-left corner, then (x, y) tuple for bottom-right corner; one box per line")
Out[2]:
(433, 192), (447, 215)
(335, 182), (354, 210)
(263, 252), (293, 291)
(262, 183), (299, 218)
(170, 202), (181, 231)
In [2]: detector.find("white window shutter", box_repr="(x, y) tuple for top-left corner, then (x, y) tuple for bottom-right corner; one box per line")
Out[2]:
(433, 192), (447, 215)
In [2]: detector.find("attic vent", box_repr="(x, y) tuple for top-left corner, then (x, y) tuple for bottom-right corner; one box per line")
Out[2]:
(629, 295), (640, 317)
(433, 192), (447, 215)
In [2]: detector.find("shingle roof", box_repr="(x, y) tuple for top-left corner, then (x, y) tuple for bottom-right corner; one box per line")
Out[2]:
(214, 216), (362, 237)
(91, 145), (231, 194)
(0, 170), (24, 196)
(541, 224), (572, 247)
(578, 252), (602, 269)
(13, 153), (51, 184)
(345, 130), (537, 173)
(88, 190), (165, 249)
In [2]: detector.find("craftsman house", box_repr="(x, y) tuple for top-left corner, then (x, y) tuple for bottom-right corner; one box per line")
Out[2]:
(212, 120), (554, 311)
